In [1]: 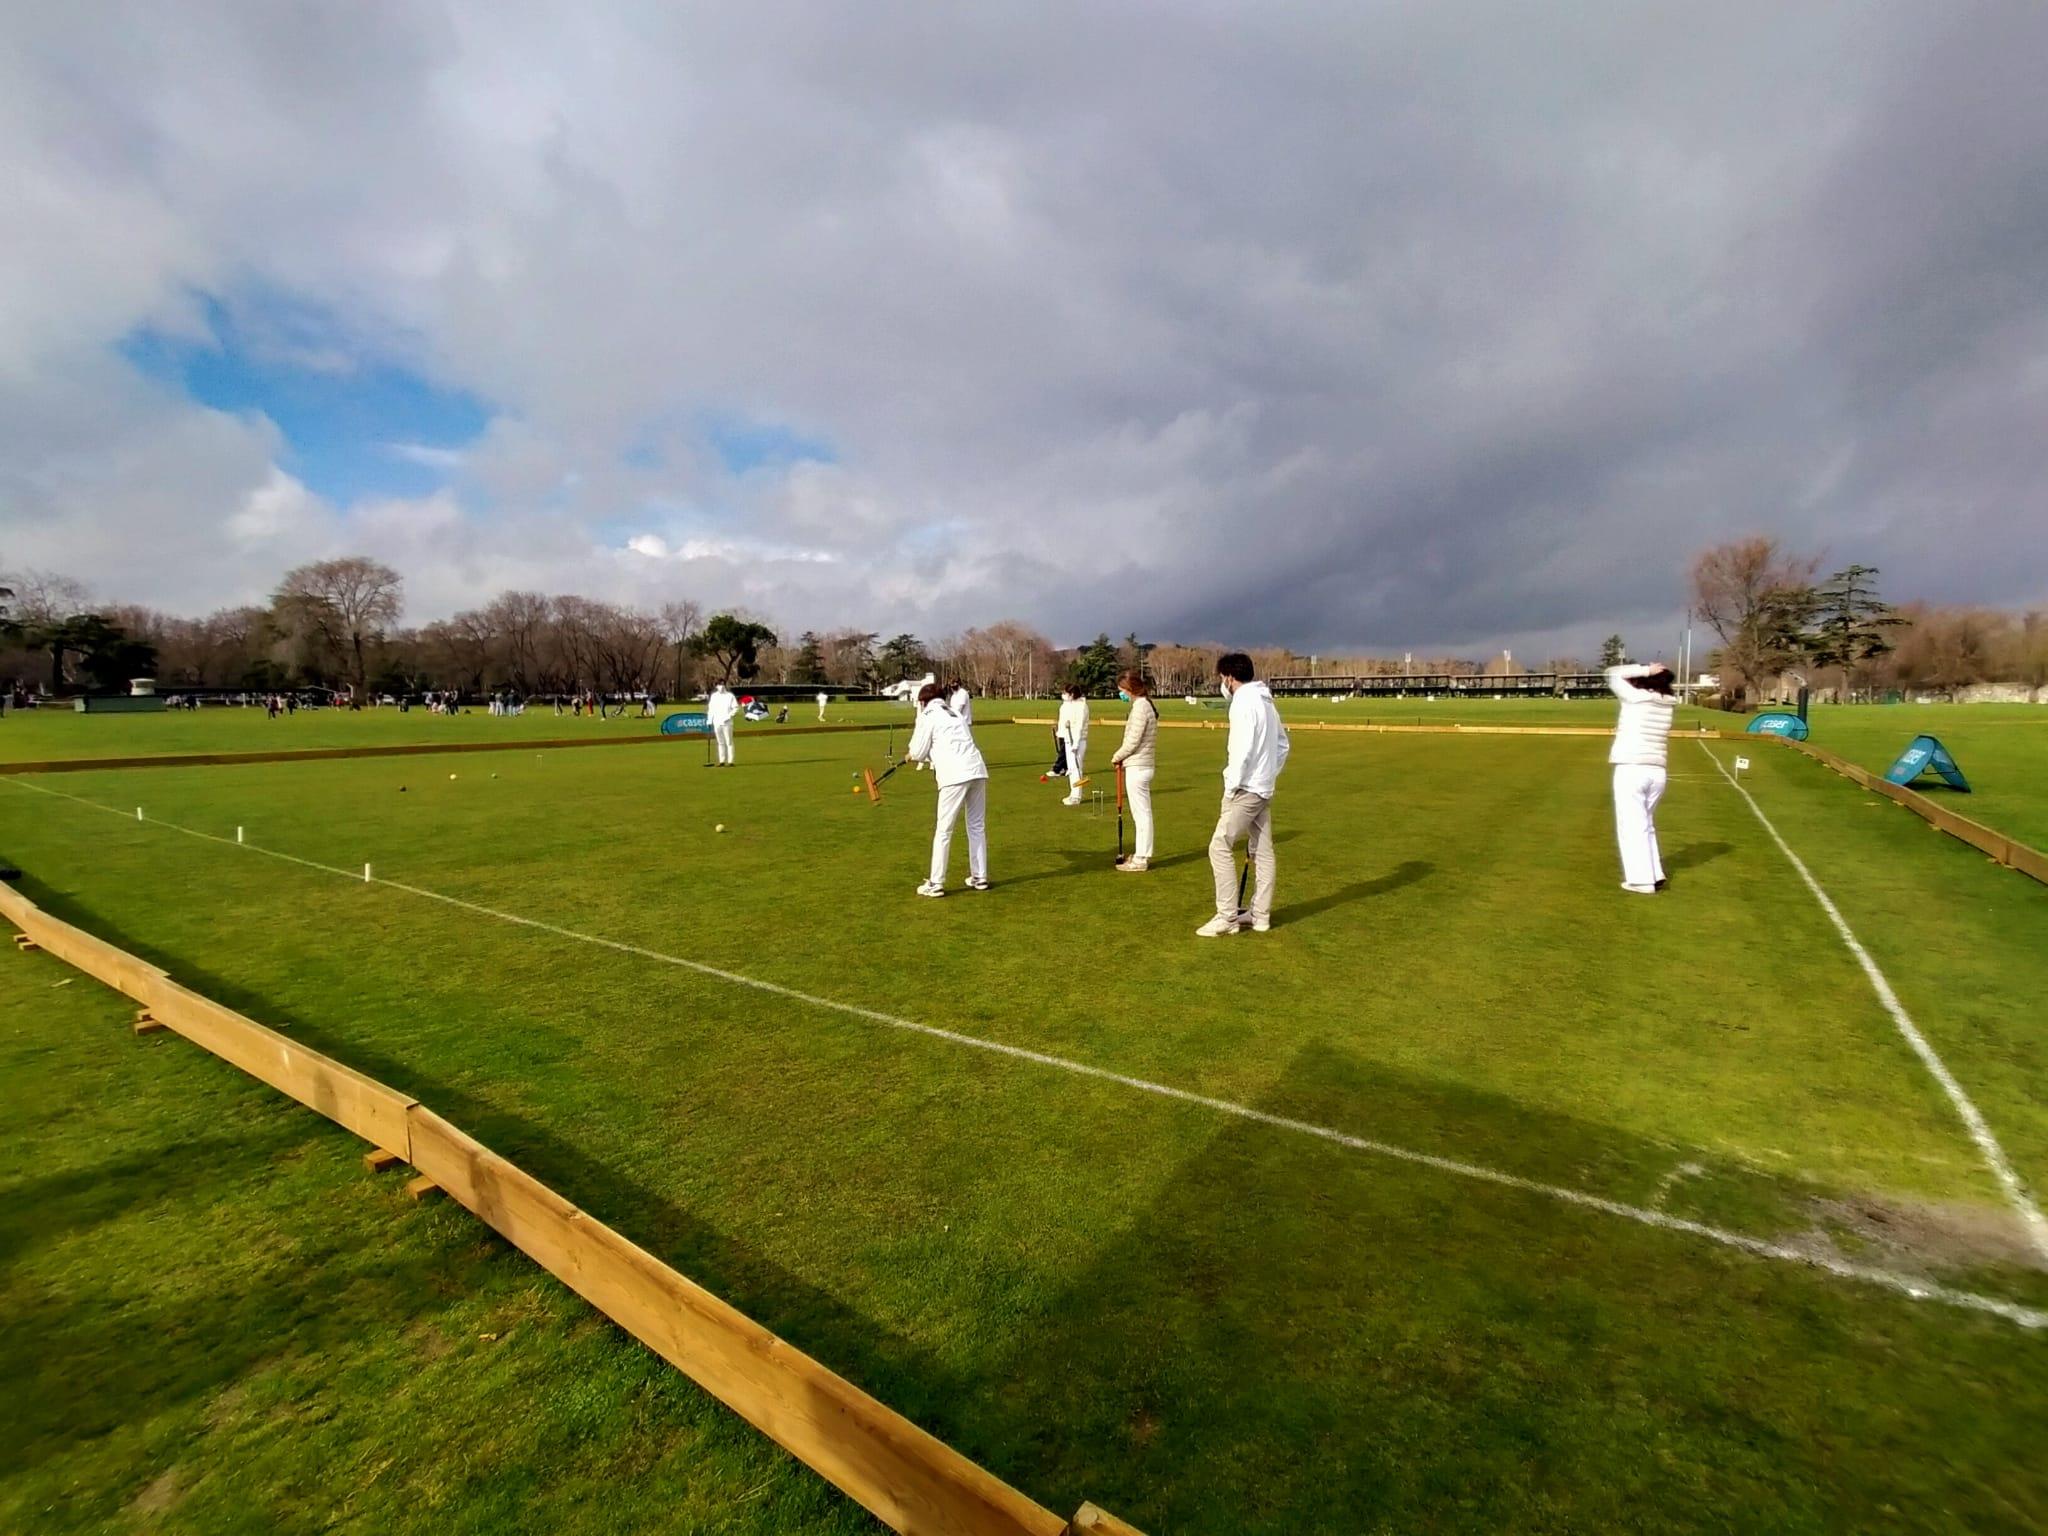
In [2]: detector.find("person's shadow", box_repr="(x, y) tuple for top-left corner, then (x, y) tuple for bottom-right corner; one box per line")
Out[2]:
(1272, 859), (1432, 926)
(1663, 842), (1732, 875)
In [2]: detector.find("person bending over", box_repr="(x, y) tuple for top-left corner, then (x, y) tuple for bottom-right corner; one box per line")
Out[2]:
(906, 682), (990, 897)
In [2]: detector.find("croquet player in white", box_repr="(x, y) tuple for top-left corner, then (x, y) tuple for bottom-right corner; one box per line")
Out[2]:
(1056, 684), (1090, 806)
(816, 690), (830, 721)
(1198, 652), (1290, 936)
(1111, 669), (1158, 871)
(1607, 661), (1676, 893)
(706, 682), (739, 765)
(947, 679), (973, 724)
(906, 682), (989, 896)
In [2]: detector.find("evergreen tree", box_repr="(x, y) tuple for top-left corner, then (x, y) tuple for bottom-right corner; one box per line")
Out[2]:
(1599, 634), (1627, 667)
(877, 632), (928, 682)
(1067, 632), (1122, 696)
(791, 630), (827, 685)
(1807, 564), (1905, 685)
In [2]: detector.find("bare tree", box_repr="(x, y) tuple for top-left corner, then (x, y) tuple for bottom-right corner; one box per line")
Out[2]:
(272, 557), (403, 699)
(1689, 537), (1818, 708)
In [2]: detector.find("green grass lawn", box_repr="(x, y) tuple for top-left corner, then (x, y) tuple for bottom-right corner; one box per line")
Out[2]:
(3, 714), (2046, 1531)
(0, 940), (872, 1534)
(1780, 702), (2048, 852)
(0, 691), (1730, 766)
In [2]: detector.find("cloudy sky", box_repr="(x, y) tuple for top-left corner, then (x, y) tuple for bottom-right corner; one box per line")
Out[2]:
(4, 1), (2045, 658)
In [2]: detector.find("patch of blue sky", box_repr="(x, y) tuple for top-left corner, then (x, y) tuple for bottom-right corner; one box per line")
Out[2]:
(118, 291), (491, 504)
(705, 414), (836, 475)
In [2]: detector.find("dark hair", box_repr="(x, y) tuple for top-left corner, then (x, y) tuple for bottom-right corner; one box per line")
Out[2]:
(948, 679), (969, 696)
(917, 682), (946, 706)
(1216, 652), (1254, 684)
(1118, 670), (1151, 697)
(1062, 683), (1081, 698)
(1638, 666), (1676, 697)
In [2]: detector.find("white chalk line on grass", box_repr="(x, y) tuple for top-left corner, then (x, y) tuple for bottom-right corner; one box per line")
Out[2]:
(8, 772), (2045, 1331)
(1698, 740), (2048, 1267)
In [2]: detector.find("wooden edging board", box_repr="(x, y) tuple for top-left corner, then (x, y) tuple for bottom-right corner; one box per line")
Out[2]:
(0, 878), (1141, 1536)
(1772, 737), (2048, 887)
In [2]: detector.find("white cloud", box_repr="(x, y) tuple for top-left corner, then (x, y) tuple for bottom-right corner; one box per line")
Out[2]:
(3, 0), (2045, 651)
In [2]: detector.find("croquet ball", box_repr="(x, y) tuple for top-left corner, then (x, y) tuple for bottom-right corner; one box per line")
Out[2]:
(399, 786), (407, 792)
(490, 772), (498, 779)
(449, 773), (457, 780)
(715, 823), (727, 833)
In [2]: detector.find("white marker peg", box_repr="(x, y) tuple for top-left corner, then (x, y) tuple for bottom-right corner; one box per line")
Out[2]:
(1734, 756), (1751, 772)
(236, 826), (245, 844)
(136, 806), (144, 820)
(363, 863), (373, 883)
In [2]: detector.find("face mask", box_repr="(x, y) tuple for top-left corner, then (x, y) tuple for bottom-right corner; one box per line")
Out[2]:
(1116, 690), (1130, 701)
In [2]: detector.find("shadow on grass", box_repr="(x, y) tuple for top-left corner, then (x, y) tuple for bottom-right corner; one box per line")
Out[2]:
(16, 877), (2045, 1532)
(1271, 859), (1432, 925)
(1663, 841), (1732, 873)
(957, 1043), (2044, 1534)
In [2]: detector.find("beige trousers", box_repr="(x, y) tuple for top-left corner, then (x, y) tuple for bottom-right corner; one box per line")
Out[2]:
(1209, 789), (1274, 921)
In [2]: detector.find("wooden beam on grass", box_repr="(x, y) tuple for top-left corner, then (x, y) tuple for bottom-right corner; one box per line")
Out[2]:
(406, 1105), (1071, 1536)
(362, 1147), (405, 1173)
(1068, 1504), (1148, 1536)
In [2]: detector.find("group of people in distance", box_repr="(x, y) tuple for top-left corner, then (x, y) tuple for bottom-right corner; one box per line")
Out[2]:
(710, 649), (1677, 932)
(902, 651), (1293, 936)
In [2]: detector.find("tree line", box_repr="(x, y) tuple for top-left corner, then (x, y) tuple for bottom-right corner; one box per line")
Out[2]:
(1688, 538), (2048, 706)
(3, 546), (2043, 703)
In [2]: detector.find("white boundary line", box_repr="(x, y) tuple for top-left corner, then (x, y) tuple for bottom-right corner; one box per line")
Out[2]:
(1698, 740), (2048, 1265)
(7, 773), (2045, 1330)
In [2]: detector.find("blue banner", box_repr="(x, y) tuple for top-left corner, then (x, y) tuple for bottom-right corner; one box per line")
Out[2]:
(1745, 711), (1810, 740)
(1885, 734), (1970, 792)
(661, 712), (710, 736)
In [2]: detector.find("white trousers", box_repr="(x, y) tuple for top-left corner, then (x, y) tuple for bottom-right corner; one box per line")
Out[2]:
(1612, 763), (1667, 888)
(1062, 732), (1087, 797)
(931, 779), (988, 885)
(1123, 765), (1155, 859)
(713, 721), (735, 764)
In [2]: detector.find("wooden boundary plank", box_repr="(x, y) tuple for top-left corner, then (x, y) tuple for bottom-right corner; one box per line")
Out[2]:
(0, 879), (1145, 1536)
(1008, 715), (1745, 739)
(408, 1106), (1069, 1536)
(1773, 738), (2048, 888)
(147, 981), (418, 1154)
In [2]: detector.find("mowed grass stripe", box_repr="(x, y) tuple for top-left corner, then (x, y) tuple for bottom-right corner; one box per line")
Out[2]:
(9, 729), (2048, 1532)
(6, 768), (2043, 1331)
(1697, 741), (2048, 1263)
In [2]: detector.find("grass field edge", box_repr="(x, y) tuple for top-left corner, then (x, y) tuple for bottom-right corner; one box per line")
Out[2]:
(0, 873), (1142, 1536)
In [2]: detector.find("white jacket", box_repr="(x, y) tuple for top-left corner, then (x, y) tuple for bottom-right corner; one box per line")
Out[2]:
(1057, 696), (1089, 744)
(906, 699), (988, 788)
(1223, 681), (1290, 797)
(949, 687), (973, 724)
(1607, 665), (1675, 767)
(706, 688), (739, 726)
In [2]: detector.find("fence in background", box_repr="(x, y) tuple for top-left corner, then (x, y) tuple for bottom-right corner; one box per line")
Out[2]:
(0, 880), (1145, 1536)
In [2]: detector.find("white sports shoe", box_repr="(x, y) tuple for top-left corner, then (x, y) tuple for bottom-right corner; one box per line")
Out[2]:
(916, 881), (946, 898)
(966, 876), (990, 891)
(1063, 795), (1082, 807)
(1116, 857), (1149, 873)
(1620, 882), (1657, 895)
(1195, 914), (1240, 938)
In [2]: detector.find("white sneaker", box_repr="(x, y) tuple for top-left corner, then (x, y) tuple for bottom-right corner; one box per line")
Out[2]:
(966, 876), (990, 891)
(1195, 914), (1240, 938)
(916, 881), (946, 898)
(1116, 858), (1148, 873)
(1620, 882), (1656, 895)
(1063, 795), (1082, 807)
